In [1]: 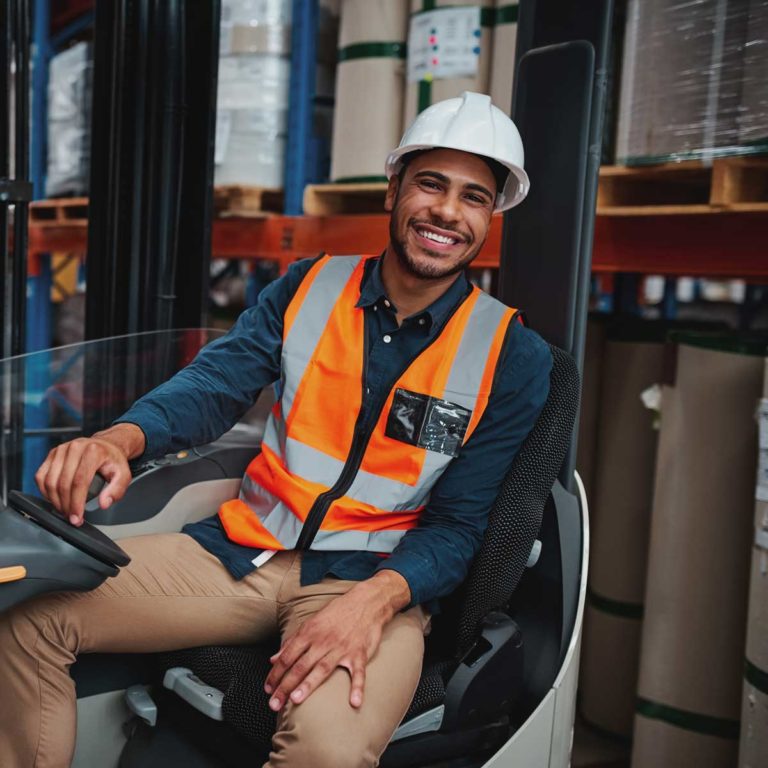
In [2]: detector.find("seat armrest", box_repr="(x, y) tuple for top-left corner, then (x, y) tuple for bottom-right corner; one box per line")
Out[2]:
(441, 612), (524, 732)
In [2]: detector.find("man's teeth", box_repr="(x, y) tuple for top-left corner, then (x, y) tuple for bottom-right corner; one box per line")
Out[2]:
(417, 228), (458, 245)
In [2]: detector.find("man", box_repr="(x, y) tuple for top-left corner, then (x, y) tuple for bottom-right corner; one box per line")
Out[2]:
(0, 92), (551, 767)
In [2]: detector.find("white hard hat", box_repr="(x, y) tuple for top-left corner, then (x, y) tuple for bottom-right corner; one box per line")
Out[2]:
(385, 91), (530, 212)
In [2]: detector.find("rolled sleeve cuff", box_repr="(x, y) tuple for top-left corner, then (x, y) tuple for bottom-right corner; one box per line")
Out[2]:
(374, 552), (434, 610)
(113, 404), (171, 460)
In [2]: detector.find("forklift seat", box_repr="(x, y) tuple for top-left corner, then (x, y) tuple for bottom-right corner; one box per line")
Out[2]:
(122, 345), (579, 767)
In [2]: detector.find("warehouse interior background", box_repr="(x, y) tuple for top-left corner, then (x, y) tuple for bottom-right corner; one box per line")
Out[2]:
(2, 0), (768, 767)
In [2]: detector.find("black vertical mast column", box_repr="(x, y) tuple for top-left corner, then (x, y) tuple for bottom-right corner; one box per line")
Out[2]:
(498, 0), (614, 490)
(85, 0), (221, 341)
(0, 0), (32, 498)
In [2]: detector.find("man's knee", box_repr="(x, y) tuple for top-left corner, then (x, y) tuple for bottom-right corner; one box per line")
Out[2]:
(0, 593), (80, 662)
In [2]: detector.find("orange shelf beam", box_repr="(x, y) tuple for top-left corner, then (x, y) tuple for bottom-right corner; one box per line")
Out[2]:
(28, 210), (768, 279)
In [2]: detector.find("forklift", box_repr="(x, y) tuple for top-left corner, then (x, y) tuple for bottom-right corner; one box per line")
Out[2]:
(0, 1), (613, 765)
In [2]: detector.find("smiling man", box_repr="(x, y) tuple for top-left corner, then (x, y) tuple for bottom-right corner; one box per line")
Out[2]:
(0, 92), (552, 768)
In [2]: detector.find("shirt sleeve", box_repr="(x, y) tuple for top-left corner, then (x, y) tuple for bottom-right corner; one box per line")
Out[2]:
(115, 257), (318, 459)
(375, 322), (553, 608)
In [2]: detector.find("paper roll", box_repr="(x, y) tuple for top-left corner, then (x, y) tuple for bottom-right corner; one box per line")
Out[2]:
(403, 0), (494, 130)
(575, 316), (607, 503)
(330, 0), (409, 181)
(632, 337), (764, 768)
(580, 334), (665, 737)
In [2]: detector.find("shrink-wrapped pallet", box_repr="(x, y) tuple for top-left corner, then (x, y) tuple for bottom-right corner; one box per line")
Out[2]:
(632, 333), (766, 768)
(215, 0), (292, 188)
(579, 324), (666, 738)
(330, 0), (409, 182)
(47, 42), (92, 197)
(738, 0), (768, 147)
(616, 0), (764, 164)
(738, 366), (768, 768)
(488, 0), (518, 114)
(403, 0), (494, 129)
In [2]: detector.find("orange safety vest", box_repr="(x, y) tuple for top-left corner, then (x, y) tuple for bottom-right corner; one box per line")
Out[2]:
(219, 254), (519, 553)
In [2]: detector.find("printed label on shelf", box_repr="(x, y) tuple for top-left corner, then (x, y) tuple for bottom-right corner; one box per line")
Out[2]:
(757, 447), (768, 501)
(215, 110), (233, 165)
(759, 399), (768, 450)
(407, 7), (482, 83)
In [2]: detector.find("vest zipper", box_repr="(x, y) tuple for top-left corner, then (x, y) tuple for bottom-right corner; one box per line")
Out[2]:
(294, 294), (468, 551)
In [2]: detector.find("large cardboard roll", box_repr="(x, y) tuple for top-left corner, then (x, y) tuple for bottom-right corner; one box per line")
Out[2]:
(632, 333), (766, 768)
(738, 365), (768, 768)
(330, 0), (409, 182)
(489, 0), (518, 114)
(739, 498), (768, 768)
(403, 0), (494, 130)
(579, 326), (666, 737)
(575, 315), (607, 504)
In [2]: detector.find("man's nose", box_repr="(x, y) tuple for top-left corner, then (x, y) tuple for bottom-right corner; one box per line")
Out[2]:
(429, 192), (462, 224)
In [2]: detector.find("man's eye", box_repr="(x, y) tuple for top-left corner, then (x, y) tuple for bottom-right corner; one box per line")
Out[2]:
(420, 180), (440, 190)
(465, 194), (487, 204)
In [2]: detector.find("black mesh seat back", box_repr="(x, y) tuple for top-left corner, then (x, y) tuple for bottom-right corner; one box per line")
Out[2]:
(431, 345), (580, 657)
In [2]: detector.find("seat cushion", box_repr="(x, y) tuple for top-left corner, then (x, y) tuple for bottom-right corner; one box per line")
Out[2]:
(155, 646), (453, 749)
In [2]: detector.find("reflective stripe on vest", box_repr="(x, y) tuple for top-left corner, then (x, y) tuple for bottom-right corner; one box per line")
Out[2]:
(219, 255), (518, 552)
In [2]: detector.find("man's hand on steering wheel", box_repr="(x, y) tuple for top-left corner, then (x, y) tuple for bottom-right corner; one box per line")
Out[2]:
(35, 423), (146, 526)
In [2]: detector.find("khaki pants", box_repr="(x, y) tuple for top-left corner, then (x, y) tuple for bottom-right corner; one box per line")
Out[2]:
(0, 533), (428, 768)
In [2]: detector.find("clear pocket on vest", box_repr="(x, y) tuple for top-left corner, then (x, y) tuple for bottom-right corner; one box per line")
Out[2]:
(386, 388), (472, 458)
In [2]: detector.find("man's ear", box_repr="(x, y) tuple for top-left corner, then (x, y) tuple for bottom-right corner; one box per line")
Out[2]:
(384, 176), (399, 212)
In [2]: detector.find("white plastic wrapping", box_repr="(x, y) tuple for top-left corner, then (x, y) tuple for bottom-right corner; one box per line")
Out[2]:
(46, 42), (92, 197)
(616, 0), (768, 164)
(215, 0), (292, 188)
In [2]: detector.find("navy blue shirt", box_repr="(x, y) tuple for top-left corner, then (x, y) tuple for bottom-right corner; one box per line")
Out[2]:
(117, 256), (552, 610)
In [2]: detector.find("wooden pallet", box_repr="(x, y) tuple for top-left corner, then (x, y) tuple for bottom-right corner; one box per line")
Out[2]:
(303, 157), (768, 217)
(29, 197), (89, 226)
(214, 186), (284, 218)
(598, 156), (768, 215)
(303, 182), (389, 216)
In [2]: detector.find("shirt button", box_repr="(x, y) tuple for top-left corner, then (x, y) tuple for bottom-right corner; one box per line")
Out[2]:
(384, 299), (391, 308)
(383, 334), (392, 344)
(373, 305), (378, 312)
(418, 318), (426, 325)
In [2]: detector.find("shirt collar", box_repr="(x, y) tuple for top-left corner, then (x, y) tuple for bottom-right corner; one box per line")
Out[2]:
(355, 254), (472, 329)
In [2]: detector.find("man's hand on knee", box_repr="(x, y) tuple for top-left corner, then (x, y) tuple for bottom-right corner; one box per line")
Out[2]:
(35, 423), (145, 525)
(264, 569), (411, 711)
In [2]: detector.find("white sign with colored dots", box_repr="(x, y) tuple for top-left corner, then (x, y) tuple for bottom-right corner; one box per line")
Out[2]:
(407, 7), (482, 84)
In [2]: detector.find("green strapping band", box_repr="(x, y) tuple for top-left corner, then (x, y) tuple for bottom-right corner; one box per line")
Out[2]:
(635, 697), (740, 740)
(745, 658), (768, 696)
(496, 4), (520, 24)
(587, 587), (644, 620)
(338, 42), (406, 62)
(480, 7), (496, 27)
(418, 79), (432, 114)
(331, 175), (388, 184)
(423, 0), (436, 10)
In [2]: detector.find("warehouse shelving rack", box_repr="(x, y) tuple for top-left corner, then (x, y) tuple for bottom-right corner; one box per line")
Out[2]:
(24, 0), (768, 355)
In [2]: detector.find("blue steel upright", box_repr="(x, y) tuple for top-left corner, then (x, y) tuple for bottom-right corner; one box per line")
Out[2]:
(284, 0), (319, 215)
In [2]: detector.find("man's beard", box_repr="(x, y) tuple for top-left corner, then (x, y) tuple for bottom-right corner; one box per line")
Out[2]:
(389, 216), (482, 280)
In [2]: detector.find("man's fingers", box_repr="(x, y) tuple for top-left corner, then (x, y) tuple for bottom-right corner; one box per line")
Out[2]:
(264, 634), (309, 696)
(42, 445), (68, 512)
(35, 452), (54, 498)
(98, 463), (130, 510)
(287, 653), (338, 706)
(268, 648), (329, 712)
(341, 657), (367, 708)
